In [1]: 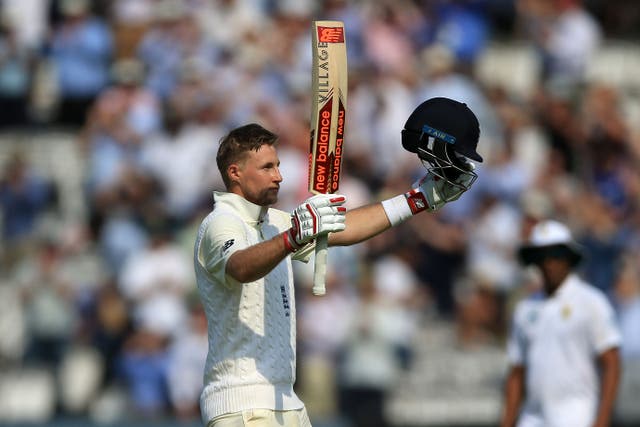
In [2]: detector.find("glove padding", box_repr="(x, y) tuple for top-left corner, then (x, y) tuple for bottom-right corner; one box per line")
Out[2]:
(287, 194), (347, 250)
(408, 161), (476, 213)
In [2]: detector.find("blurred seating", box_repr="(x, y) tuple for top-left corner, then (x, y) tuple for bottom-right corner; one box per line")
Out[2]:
(0, 368), (56, 422)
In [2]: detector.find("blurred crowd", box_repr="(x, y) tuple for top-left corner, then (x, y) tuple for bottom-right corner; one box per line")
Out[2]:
(1, 0), (640, 426)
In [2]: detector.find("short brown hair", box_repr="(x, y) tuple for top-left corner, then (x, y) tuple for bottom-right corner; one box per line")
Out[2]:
(216, 123), (279, 189)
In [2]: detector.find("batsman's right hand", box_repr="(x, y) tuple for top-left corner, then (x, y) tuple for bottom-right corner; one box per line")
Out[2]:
(285, 194), (347, 251)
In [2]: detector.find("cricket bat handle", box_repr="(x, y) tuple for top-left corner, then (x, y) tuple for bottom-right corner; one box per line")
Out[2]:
(312, 234), (328, 295)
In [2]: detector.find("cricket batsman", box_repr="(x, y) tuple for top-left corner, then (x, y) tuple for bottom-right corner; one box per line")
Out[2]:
(193, 97), (482, 426)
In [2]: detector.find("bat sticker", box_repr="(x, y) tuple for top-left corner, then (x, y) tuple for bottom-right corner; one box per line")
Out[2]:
(317, 26), (345, 43)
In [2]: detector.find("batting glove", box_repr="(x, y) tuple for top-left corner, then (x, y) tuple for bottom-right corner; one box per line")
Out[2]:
(409, 160), (477, 213)
(382, 161), (477, 226)
(283, 194), (347, 252)
(405, 173), (444, 213)
(435, 161), (477, 203)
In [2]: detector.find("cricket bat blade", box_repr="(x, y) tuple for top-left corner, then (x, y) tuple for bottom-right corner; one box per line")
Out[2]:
(309, 20), (347, 296)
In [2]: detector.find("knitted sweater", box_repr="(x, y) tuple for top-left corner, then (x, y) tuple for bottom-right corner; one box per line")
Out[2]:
(194, 192), (311, 422)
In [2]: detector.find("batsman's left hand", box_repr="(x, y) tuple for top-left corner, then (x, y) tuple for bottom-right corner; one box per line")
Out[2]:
(435, 160), (477, 203)
(409, 160), (477, 213)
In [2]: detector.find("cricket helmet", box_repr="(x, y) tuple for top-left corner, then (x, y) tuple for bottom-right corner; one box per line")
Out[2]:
(402, 97), (482, 190)
(518, 220), (583, 266)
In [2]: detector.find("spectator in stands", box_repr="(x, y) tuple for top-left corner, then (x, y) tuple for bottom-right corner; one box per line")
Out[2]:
(530, 87), (584, 176)
(581, 84), (633, 212)
(433, 0), (489, 71)
(2, 0), (49, 51)
(47, 0), (113, 127)
(297, 266), (359, 424)
(110, 0), (154, 59)
(0, 151), (56, 265)
(79, 56), (161, 243)
(79, 57), (160, 211)
(362, 67), (418, 183)
(337, 271), (396, 427)
(118, 220), (193, 339)
(360, 3), (420, 77)
(369, 243), (428, 366)
(517, 0), (602, 86)
(17, 236), (77, 368)
(416, 43), (502, 164)
(117, 324), (171, 418)
(137, 0), (218, 101)
(458, 193), (516, 344)
(194, 0), (266, 57)
(611, 254), (640, 423)
(337, 242), (428, 427)
(407, 210), (469, 317)
(576, 192), (629, 294)
(103, 58), (162, 141)
(84, 278), (132, 388)
(612, 255), (640, 360)
(140, 59), (226, 225)
(166, 298), (208, 420)
(0, 15), (33, 128)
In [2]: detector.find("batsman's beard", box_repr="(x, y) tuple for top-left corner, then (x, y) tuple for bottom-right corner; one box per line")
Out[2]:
(249, 187), (279, 207)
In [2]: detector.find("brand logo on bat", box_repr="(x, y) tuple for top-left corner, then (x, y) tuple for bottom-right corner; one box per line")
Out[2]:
(330, 101), (346, 191)
(317, 27), (344, 43)
(311, 98), (333, 193)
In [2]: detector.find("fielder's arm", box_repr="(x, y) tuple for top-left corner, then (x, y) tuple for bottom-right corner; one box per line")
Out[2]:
(500, 365), (525, 427)
(592, 347), (621, 427)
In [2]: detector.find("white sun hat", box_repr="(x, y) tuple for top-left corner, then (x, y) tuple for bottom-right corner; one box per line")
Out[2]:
(518, 220), (583, 266)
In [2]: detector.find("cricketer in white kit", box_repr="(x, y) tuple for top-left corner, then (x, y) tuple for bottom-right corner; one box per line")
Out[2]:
(502, 220), (621, 427)
(194, 113), (482, 427)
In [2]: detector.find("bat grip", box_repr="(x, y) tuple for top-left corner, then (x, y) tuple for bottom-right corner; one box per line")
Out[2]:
(312, 234), (328, 296)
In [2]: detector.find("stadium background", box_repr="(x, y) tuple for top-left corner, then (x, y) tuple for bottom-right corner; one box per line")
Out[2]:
(1, 0), (640, 426)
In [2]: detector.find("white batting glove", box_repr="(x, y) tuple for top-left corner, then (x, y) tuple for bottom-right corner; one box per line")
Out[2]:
(405, 173), (445, 213)
(413, 160), (477, 212)
(283, 194), (347, 252)
(435, 161), (476, 203)
(382, 161), (477, 226)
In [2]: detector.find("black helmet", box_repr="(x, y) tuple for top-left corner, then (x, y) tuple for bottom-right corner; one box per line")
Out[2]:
(402, 97), (483, 161)
(402, 97), (482, 190)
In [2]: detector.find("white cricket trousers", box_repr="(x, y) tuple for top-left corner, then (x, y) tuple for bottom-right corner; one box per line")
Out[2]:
(207, 408), (312, 427)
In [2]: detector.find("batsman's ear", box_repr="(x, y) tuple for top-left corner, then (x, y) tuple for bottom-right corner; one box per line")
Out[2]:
(227, 164), (241, 182)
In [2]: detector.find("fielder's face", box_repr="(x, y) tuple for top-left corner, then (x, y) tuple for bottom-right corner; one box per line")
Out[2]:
(537, 256), (572, 295)
(232, 144), (282, 206)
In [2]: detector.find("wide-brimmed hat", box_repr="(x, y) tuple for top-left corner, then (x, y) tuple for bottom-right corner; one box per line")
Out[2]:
(518, 220), (583, 266)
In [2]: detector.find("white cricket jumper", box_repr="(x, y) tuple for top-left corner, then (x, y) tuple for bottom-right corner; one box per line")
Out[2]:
(194, 192), (312, 424)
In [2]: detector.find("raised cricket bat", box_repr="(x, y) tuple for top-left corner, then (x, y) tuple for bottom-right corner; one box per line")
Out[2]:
(309, 21), (347, 296)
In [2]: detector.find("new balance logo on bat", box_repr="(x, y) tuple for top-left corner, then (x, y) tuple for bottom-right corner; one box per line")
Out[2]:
(317, 27), (345, 43)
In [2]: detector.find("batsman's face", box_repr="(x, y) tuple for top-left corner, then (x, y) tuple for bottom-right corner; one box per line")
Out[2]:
(233, 144), (282, 206)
